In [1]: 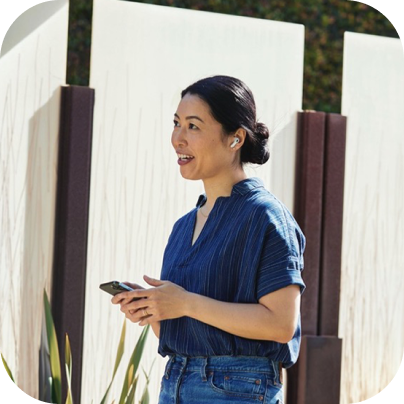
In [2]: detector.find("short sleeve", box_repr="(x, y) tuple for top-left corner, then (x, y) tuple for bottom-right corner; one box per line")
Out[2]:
(256, 204), (306, 300)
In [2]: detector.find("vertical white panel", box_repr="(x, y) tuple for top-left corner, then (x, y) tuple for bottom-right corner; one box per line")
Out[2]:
(340, 32), (404, 404)
(85, 1), (304, 402)
(0, 0), (69, 399)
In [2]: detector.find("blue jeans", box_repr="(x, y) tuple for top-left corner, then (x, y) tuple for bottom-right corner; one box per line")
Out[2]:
(158, 355), (284, 404)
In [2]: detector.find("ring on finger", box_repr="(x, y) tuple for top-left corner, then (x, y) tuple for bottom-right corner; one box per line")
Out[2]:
(142, 308), (149, 316)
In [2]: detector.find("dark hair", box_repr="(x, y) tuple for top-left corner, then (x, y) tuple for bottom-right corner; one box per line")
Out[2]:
(181, 75), (270, 166)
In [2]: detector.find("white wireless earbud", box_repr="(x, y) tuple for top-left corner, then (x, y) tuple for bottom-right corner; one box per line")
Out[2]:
(230, 138), (240, 148)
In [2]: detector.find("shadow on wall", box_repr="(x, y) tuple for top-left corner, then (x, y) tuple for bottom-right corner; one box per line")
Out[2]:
(1, 0), (67, 58)
(18, 87), (61, 398)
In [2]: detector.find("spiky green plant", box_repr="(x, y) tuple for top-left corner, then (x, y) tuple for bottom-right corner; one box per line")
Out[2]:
(1, 353), (15, 383)
(2, 288), (153, 404)
(43, 289), (62, 403)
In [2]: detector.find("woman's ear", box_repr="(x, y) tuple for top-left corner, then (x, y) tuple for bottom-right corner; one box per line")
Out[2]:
(230, 128), (246, 149)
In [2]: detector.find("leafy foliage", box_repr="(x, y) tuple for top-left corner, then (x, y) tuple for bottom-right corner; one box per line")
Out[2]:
(43, 290), (63, 403)
(2, 290), (151, 404)
(67, 0), (398, 112)
(1, 354), (15, 383)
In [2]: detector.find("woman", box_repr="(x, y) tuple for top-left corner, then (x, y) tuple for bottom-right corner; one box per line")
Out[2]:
(112, 75), (306, 404)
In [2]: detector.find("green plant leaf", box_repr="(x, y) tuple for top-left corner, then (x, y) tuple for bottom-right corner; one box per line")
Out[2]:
(118, 326), (150, 404)
(100, 320), (127, 404)
(124, 375), (138, 404)
(139, 389), (149, 404)
(127, 364), (134, 388)
(44, 289), (62, 404)
(1, 353), (15, 383)
(65, 334), (73, 404)
(139, 358), (155, 404)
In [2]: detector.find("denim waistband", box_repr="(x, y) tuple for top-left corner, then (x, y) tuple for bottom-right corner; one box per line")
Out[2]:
(164, 355), (283, 385)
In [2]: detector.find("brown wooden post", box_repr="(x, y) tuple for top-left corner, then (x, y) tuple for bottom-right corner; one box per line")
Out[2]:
(287, 111), (326, 404)
(287, 111), (345, 404)
(52, 85), (95, 404)
(293, 111), (326, 336)
(319, 113), (347, 336)
(297, 336), (343, 404)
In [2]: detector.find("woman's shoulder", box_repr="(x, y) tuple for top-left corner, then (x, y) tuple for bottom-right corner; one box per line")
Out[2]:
(239, 177), (285, 208)
(248, 186), (293, 221)
(248, 187), (305, 243)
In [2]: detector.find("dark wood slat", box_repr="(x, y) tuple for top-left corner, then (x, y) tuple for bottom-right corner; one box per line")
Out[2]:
(297, 336), (342, 404)
(294, 111), (326, 336)
(52, 85), (95, 404)
(319, 113), (347, 336)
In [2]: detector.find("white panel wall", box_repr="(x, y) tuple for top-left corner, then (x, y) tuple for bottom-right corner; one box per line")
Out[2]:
(85, 0), (304, 402)
(0, 0), (69, 398)
(340, 32), (404, 404)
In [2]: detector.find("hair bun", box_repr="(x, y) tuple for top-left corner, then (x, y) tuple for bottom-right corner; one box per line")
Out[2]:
(241, 121), (270, 165)
(255, 122), (270, 141)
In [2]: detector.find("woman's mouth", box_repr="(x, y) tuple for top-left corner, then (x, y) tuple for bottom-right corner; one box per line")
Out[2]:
(177, 153), (195, 165)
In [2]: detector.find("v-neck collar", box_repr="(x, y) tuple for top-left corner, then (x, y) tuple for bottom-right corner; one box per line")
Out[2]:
(189, 177), (265, 251)
(195, 177), (265, 208)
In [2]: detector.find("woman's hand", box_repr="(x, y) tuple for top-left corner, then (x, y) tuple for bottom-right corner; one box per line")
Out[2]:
(111, 281), (150, 324)
(112, 275), (189, 326)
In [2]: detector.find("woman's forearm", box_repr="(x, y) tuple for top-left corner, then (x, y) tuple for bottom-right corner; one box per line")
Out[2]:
(118, 277), (298, 342)
(183, 292), (292, 343)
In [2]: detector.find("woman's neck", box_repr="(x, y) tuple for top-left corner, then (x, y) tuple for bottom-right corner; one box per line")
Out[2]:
(201, 170), (248, 211)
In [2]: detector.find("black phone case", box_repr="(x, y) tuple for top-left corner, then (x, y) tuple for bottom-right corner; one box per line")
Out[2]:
(99, 280), (131, 295)
(99, 281), (141, 301)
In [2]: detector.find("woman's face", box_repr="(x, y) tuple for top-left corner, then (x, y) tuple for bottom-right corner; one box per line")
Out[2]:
(172, 93), (237, 181)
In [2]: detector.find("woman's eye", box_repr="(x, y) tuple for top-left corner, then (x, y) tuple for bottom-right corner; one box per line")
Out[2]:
(173, 119), (179, 127)
(189, 123), (198, 130)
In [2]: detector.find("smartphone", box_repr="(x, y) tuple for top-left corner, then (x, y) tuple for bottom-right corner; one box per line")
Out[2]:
(99, 281), (141, 301)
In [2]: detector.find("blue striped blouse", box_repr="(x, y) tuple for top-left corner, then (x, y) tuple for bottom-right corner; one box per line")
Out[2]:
(158, 177), (306, 368)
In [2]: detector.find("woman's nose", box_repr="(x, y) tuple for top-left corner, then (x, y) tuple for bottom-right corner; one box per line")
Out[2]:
(172, 127), (187, 147)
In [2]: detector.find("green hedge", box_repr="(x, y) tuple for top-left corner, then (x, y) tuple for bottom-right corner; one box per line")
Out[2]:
(67, 0), (398, 113)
